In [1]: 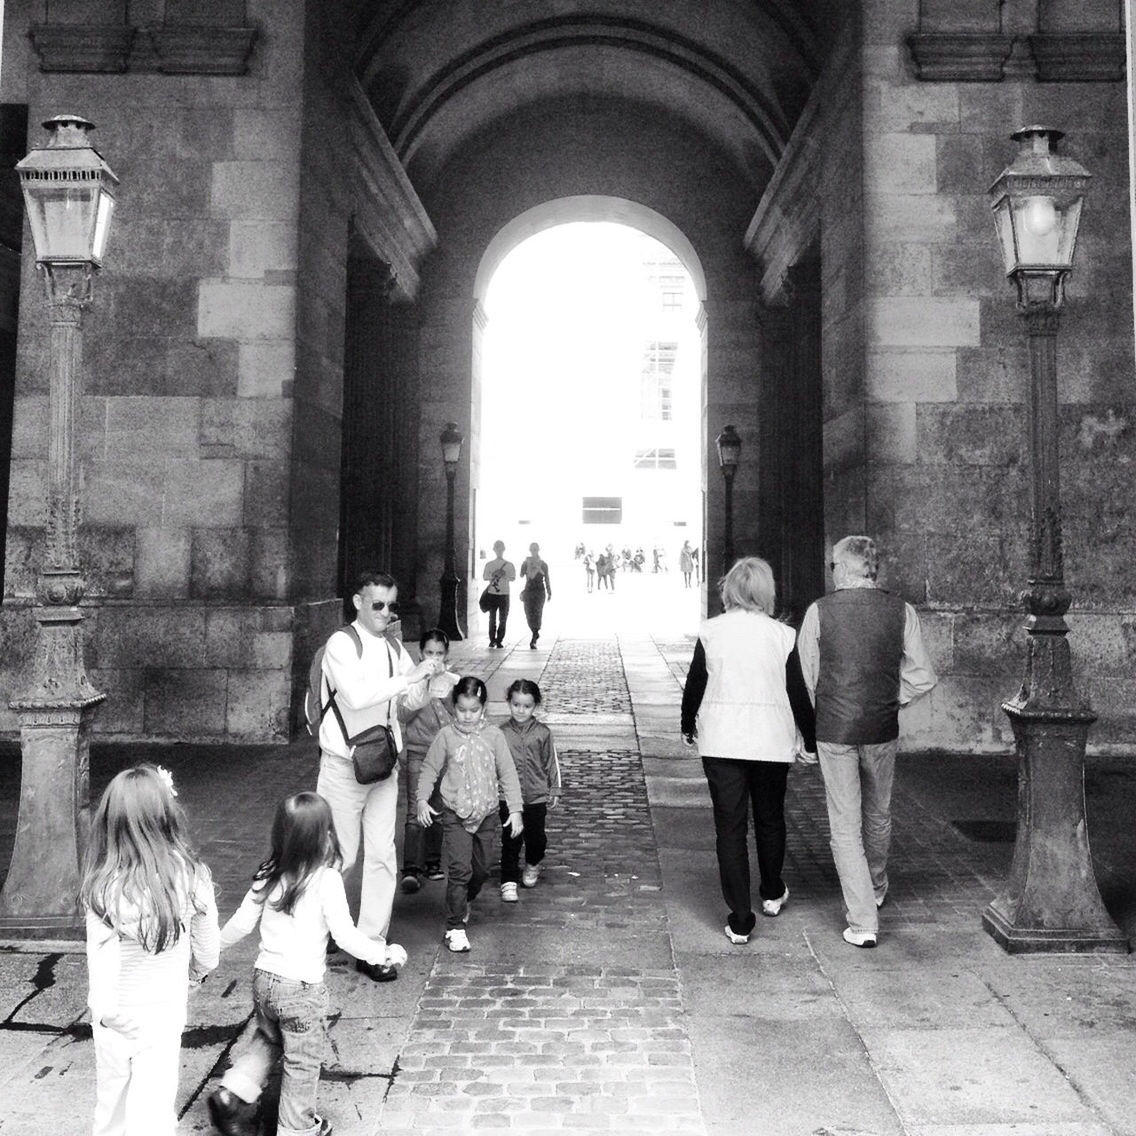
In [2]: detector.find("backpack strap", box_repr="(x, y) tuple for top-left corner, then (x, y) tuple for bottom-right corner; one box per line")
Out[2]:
(326, 629), (393, 747)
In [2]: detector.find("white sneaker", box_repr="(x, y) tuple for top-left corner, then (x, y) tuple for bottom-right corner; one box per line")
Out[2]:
(500, 882), (518, 902)
(842, 927), (878, 949)
(724, 924), (750, 945)
(761, 886), (789, 917)
(521, 864), (541, 888)
(445, 928), (470, 952)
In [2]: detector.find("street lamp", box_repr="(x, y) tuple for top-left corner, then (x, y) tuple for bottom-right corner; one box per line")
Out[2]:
(982, 126), (1126, 953)
(0, 116), (118, 938)
(436, 421), (465, 641)
(715, 424), (741, 572)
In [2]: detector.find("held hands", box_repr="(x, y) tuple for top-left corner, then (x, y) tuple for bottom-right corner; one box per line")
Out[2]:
(409, 656), (444, 683)
(681, 732), (696, 749)
(548, 794), (560, 811)
(98, 1012), (141, 1040)
(384, 943), (408, 969)
(505, 811), (524, 838)
(417, 800), (439, 827)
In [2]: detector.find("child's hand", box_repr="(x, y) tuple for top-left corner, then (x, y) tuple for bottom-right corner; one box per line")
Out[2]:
(548, 794), (560, 810)
(98, 1012), (141, 1040)
(505, 811), (524, 838)
(385, 943), (408, 968)
(416, 800), (438, 827)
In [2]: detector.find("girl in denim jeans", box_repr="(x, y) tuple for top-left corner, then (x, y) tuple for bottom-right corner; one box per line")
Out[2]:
(208, 793), (407, 1136)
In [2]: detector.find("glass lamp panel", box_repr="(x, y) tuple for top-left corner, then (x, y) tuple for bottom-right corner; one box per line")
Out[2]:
(92, 190), (115, 262)
(1010, 198), (1060, 267)
(25, 181), (98, 261)
(991, 198), (1018, 273)
(1055, 197), (1083, 268)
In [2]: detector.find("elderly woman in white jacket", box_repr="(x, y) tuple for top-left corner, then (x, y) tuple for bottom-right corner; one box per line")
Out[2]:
(681, 557), (814, 945)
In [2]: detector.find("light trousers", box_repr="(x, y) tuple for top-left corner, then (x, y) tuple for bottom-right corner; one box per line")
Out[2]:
(817, 739), (897, 934)
(317, 750), (398, 940)
(92, 1013), (183, 1136)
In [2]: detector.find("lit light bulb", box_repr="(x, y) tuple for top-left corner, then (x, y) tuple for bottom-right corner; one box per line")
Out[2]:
(1023, 196), (1057, 238)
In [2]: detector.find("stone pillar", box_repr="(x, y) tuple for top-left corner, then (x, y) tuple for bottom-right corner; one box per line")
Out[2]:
(339, 254), (397, 600)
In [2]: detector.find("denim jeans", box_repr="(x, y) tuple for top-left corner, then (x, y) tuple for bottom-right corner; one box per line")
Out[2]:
(702, 757), (790, 934)
(485, 595), (509, 644)
(498, 801), (548, 884)
(222, 969), (329, 1136)
(816, 739), (897, 934)
(402, 749), (444, 875)
(442, 807), (497, 928)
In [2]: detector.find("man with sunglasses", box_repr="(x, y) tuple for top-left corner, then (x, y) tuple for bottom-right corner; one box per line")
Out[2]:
(316, 570), (442, 981)
(797, 536), (936, 949)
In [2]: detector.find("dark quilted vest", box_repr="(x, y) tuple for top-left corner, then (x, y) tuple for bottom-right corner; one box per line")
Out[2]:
(815, 588), (906, 745)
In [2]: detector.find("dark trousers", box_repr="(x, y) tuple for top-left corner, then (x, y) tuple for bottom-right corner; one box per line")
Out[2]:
(486, 594), (509, 644)
(442, 807), (496, 929)
(702, 757), (789, 934)
(522, 590), (546, 636)
(498, 801), (548, 883)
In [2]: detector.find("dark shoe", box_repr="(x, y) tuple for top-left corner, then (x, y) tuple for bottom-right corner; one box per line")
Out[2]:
(356, 958), (398, 982)
(529, 638), (537, 649)
(207, 1087), (259, 1136)
(424, 864), (445, 881)
(400, 873), (420, 894)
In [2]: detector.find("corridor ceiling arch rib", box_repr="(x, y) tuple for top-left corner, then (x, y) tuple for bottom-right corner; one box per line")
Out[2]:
(473, 196), (708, 306)
(353, 1), (836, 191)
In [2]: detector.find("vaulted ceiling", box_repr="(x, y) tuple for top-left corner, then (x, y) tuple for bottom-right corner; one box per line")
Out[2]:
(352, 1), (840, 194)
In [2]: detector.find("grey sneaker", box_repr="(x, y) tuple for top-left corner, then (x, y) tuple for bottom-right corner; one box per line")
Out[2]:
(521, 863), (541, 888)
(761, 886), (789, 917)
(724, 924), (750, 945)
(842, 927), (878, 948)
(445, 928), (471, 952)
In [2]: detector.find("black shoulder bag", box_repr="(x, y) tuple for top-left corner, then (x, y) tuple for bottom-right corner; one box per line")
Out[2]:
(330, 642), (398, 784)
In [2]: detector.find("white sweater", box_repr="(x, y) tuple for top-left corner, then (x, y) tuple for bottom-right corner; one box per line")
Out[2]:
(219, 866), (388, 983)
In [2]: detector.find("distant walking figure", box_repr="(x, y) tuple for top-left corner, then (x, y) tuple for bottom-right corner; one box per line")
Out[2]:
(584, 551), (596, 593)
(482, 541), (516, 648)
(680, 541), (694, 588)
(681, 558), (814, 946)
(797, 535), (936, 949)
(520, 543), (552, 649)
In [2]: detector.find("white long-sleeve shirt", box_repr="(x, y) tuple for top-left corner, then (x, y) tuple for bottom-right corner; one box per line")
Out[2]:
(219, 866), (390, 983)
(318, 623), (430, 759)
(86, 868), (219, 1025)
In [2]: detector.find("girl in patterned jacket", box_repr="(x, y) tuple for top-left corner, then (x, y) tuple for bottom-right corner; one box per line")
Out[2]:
(416, 676), (524, 952)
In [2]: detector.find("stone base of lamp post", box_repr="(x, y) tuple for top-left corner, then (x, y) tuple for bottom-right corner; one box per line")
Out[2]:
(437, 571), (465, 641)
(982, 703), (1128, 954)
(0, 606), (104, 940)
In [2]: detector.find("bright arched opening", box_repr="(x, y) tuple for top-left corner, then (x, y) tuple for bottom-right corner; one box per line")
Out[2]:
(472, 200), (707, 640)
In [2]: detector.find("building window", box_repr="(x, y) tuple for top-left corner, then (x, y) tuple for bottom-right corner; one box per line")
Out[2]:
(641, 341), (676, 421)
(632, 448), (677, 470)
(582, 496), (622, 524)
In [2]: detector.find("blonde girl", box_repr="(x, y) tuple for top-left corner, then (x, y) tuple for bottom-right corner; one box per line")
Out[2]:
(82, 763), (219, 1136)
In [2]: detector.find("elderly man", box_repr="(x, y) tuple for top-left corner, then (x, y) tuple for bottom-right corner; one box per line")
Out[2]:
(797, 536), (936, 948)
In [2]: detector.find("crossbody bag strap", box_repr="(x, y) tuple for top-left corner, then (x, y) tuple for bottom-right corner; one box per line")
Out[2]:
(328, 638), (396, 746)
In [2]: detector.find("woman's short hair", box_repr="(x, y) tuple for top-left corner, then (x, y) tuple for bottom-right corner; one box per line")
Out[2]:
(718, 557), (777, 615)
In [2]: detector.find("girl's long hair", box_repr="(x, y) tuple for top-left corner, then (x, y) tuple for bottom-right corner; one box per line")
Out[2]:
(251, 792), (341, 915)
(80, 764), (208, 954)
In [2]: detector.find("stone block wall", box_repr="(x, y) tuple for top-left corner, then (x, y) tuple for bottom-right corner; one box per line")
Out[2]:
(751, 0), (1136, 753)
(0, 0), (314, 741)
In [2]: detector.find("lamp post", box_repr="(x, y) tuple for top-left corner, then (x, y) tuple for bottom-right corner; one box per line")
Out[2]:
(715, 424), (741, 573)
(0, 116), (118, 938)
(437, 421), (465, 641)
(982, 126), (1126, 953)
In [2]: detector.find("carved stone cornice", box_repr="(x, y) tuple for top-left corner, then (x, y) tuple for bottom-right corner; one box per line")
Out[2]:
(148, 25), (258, 75)
(29, 24), (136, 73)
(907, 33), (1014, 81)
(348, 80), (437, 302)
(1029, 33), (1126, 83)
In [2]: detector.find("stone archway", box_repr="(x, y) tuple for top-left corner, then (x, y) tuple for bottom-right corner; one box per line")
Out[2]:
(466, 196), (711, 629)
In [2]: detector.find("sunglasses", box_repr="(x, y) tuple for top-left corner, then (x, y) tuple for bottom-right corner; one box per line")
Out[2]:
(370, 601), (399, 613)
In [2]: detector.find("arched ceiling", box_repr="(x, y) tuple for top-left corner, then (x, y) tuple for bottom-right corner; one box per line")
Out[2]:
(352, 1), (839, 194)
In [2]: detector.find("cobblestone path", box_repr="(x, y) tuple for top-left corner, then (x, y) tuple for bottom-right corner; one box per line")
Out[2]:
(377, 639), (706, 1135)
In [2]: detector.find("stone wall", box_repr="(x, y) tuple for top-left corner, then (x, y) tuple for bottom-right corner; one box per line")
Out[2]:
(749, 1), (1136, 753)
(0, 0), (322, 741)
